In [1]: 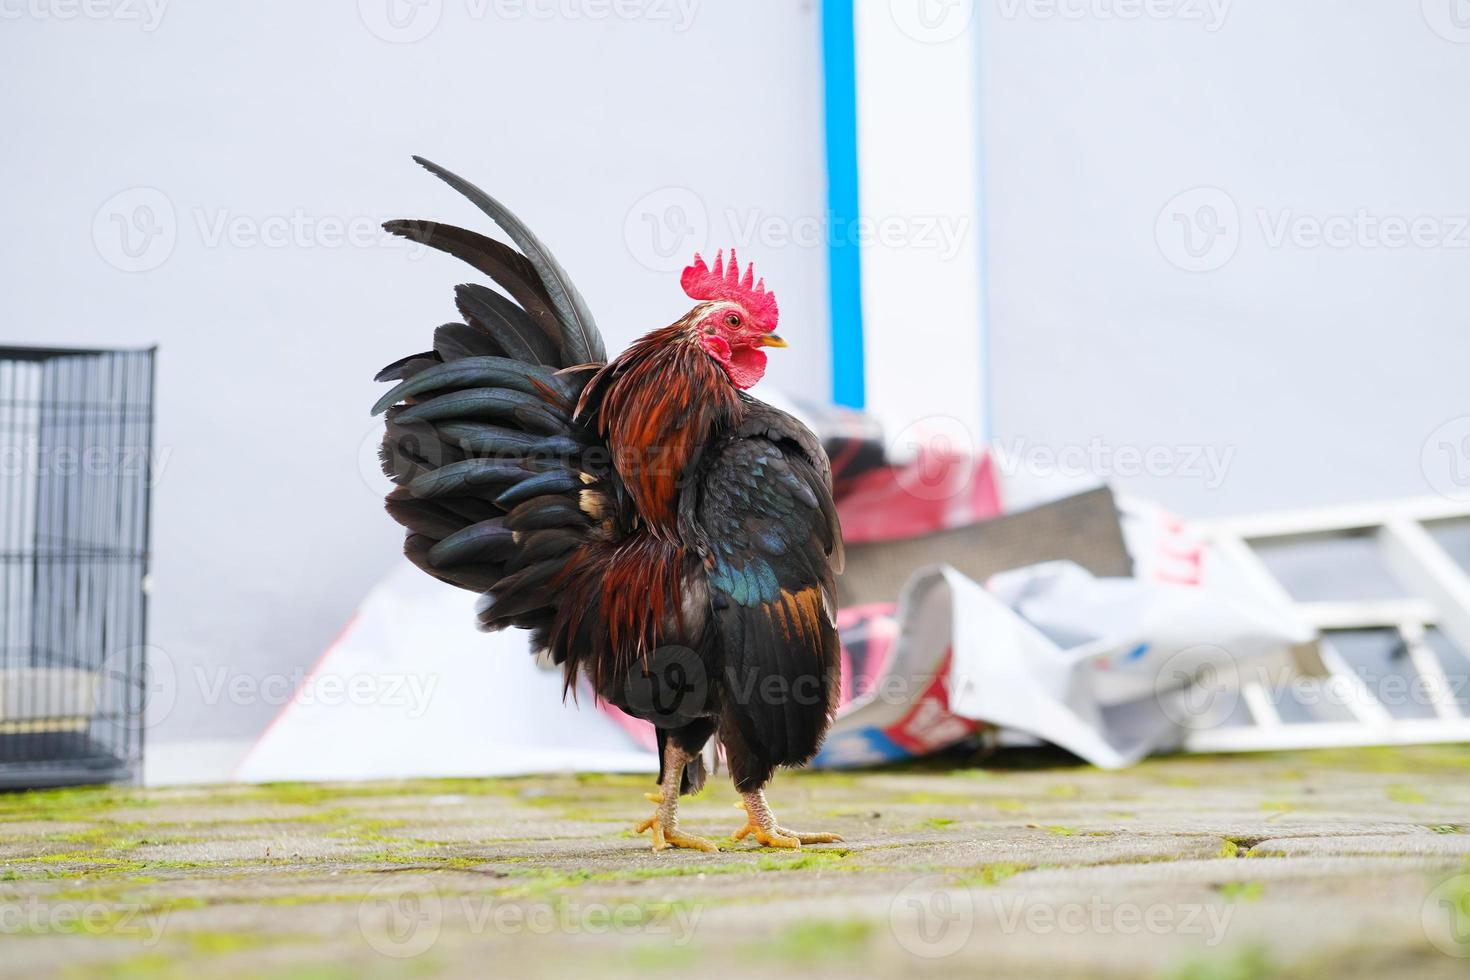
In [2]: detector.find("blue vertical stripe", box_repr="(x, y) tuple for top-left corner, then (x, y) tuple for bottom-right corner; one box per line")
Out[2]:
(821, 0), (864, 409)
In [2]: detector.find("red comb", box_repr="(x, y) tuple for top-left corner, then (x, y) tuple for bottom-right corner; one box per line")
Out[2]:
(680, 249), (779, 329)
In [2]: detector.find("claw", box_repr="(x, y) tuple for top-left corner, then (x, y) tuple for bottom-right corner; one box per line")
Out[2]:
(732, 798), (844, 849)
(661, 828), (720, 852)
(635, 792), (718, 853)
(732, 821), (801, 849)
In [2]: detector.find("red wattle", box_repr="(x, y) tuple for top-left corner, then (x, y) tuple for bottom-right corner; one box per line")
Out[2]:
(726, 347), (767, 389)
(698, 334), (768, 390)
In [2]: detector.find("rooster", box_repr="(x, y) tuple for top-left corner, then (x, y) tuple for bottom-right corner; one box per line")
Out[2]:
(373, 159), (845, 852)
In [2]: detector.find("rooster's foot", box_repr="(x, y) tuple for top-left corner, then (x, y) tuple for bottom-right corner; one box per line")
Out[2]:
(731, 794), (844, 849)
(635, 792), (718, 853)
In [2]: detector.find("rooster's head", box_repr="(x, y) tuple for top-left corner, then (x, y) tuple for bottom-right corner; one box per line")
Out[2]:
(680, 249), (783, 390)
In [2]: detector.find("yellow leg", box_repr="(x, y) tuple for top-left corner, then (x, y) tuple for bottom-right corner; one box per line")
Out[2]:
(634, 747), (718, 854)
(731, 790), (844, 849)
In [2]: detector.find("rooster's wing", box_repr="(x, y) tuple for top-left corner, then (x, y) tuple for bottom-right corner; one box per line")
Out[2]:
(681, 401), (845, 772)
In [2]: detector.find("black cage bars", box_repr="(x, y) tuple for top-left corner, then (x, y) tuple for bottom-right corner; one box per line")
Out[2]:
(0, 345), (156, 789)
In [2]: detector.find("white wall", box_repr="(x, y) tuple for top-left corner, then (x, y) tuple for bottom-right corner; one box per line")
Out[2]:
(5, 1), (1467, 751)
(979, 1), (1470, 517)
(0, 1), (831, 744)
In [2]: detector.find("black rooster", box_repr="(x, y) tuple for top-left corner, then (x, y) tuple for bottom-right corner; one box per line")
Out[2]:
(373, 159), (844, 851)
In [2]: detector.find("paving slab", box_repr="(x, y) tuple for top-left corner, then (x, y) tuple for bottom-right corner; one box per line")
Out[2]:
(0, 745), (1468, 978)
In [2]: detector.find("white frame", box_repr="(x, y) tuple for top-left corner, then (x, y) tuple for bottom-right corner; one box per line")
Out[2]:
(1183, 496), (1470, 752)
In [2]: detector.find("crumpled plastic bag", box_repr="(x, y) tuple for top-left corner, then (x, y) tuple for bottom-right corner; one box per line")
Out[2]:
(816, 561), (1312, 769)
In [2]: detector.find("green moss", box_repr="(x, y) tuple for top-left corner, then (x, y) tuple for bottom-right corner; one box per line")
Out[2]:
(40, 825), (148, 846)
(183, 930), (277, 955)
(0, 787), (158, 823)
(253, 891), (379, 908)
(755, 850), (850, 871)
(923, 817), (956, 829)
(328, 815), (407, 843)
(357, 850), (464, 867)
(481, 846), (850, 896)
(136, 859), (245, 872)
(899, 791), (976, 806)
(1387, 785), (1426, 804)
(174, 775), (531, 811)
(246, 969), (364, 980)
(30, 851), (150, 873)
(1246, 744), (1470, 776)
(68, 952), (177, 979)
(1217, 839), (1241, 859)
(595, 862), (750, 881)
(626, 942), (702, 972)
(753, 918), (874, 964)
(1217, 881), (1264, 902)
(1168, 943), (1274, 980)
(571, 771), (653, 788)
(783, 769), (863, 788)
(960, 862), (1026, 886)
(35, 884), (207, 920)
(0, 868), (67, 882)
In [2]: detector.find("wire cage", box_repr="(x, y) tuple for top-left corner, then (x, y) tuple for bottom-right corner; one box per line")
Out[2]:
(0, 345), (156, 789)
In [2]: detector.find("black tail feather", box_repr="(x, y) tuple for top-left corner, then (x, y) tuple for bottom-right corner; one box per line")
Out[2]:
(409, 156), (607, 366)
(374, 350), (440, 383)
(454, 283), (558, 367)
(432, 321), (502, 363)
(377, 160), (616, 670)
(384, 219), (564, 352)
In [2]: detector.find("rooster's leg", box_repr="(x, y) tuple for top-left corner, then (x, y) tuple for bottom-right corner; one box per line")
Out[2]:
(731, 789), (844, 849)
(634, 743), (717, 853)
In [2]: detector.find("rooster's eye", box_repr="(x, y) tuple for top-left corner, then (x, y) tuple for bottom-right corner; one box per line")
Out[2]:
(725, 313), (741, 328)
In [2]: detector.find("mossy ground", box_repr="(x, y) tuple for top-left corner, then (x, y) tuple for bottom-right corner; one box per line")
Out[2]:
(2, 746), (1469, 978)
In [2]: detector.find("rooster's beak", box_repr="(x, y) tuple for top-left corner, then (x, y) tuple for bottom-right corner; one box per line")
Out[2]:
(759, 334), (787, 348)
